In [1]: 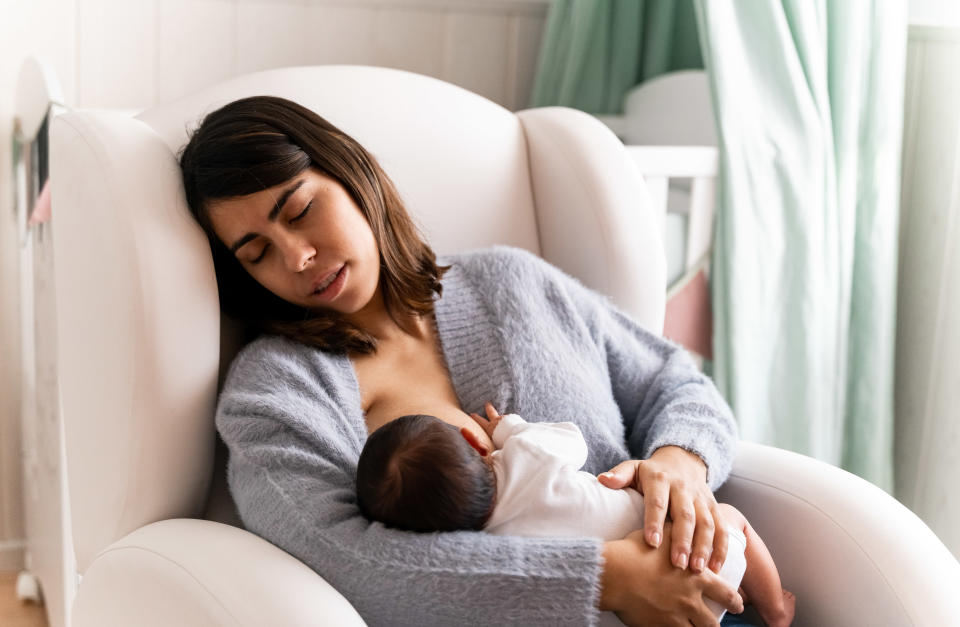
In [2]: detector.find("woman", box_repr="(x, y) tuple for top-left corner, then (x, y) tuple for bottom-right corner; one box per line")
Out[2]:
(178, 95), (747, 627)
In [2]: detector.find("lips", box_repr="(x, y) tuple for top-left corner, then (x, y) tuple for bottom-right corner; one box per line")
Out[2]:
(309, 264), (344, 295)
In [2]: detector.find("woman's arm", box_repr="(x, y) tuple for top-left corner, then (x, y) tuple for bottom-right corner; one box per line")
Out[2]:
(583, 302), (737, 491)
(589, 302), (738, 577)
(217, 337), (605, 626)
(490, 246), (738, 487)
(511, 247), (738, 578)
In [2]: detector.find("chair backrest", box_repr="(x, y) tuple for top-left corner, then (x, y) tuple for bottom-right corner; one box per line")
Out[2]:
(50, 65), (665, 573)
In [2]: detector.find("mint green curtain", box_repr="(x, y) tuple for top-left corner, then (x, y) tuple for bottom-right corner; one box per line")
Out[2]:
(693, 1), (907, 491)
(530, 0), (907, 490)
(528, 0), (703, 113)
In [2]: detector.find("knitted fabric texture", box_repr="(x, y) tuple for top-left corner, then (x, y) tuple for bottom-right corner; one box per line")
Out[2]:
(216, 244), (738, 626)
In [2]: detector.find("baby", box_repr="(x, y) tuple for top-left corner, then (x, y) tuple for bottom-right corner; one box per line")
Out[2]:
(356, 403), (795, 627)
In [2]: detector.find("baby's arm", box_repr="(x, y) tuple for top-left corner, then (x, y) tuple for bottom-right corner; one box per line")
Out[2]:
(717, 503), (796, 627)
(470, 403), (588, 467)
(468, 402), (505, 444)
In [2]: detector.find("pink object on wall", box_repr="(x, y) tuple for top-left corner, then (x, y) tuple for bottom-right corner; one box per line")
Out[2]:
(28, 179), (52, 226)
(663, 268), (713, 360)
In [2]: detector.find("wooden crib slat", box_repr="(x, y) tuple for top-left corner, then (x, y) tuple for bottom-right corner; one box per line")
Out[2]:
(686, 175), (716, 269)
(642, 175), (669, 242)
(622, 144), (719, 368)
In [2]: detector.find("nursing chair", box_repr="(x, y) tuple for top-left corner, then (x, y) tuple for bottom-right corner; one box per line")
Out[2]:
(49, 65), (960, 626)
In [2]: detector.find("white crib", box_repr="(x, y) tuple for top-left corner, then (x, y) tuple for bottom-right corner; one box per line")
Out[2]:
(596, 70), (719, 365)
(12, 55), (75, 627)
(12, 55), (142, 627)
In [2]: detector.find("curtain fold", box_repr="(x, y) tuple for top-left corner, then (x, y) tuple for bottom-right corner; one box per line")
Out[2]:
(528, 0), (702, 113)
(693, 0), (907, 490)
(529, 0), (906, 491)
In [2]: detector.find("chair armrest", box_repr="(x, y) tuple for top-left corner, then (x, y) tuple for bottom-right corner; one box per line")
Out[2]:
(72, 518), (366, 627)
(715, 441), (960, 626)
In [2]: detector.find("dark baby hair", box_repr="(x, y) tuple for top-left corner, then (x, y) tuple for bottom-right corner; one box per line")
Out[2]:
(356, 414), (496, 532)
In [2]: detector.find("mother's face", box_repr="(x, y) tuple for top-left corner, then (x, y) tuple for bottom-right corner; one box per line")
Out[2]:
(207, 167), (380, 314)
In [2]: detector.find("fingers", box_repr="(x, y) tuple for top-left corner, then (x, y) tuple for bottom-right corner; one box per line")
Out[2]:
(668, 486), (697, 569)
(688, 500), (717, 574)
(709, 504), (735, 573)
(639, 465), (670, 549)
(484, 402), (500, 420)
(468, 412), (487, 426)
(690, 609), (721, 627)
(708, 514), (728, 574)
(701, 573), (744, 616)
(689, 602), (722, 627)
(598, 460), (640, 490)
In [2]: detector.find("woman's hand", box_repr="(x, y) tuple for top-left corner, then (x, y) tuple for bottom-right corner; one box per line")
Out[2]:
(468, 402), (503, 442)
(598, 446), (730, 575)
(601, 523), (744, 626)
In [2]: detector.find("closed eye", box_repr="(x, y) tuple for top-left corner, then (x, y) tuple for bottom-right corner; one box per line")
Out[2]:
(250, 246), (269, 265)
(290, 200), (312, 223)
(248, 200), (313, 265)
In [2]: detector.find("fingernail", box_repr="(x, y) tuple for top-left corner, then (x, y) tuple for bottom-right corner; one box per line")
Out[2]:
(677, 552), (688, 569)
(693, 557), (704, 571)
(710, 558), (722, 571)
(651, 532), (661, 547)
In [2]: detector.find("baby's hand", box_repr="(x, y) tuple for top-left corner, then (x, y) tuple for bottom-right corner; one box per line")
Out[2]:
(469, 402), (503, 441)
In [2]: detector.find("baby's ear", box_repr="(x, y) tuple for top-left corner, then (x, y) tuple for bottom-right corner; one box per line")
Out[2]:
(460, 427), (490, 457)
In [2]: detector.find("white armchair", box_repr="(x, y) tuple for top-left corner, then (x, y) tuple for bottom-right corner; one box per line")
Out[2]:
(49, 65), (960, 626)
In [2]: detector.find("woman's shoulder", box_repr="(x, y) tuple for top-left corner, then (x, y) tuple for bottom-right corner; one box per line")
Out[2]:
(444, 243), (548, 267)
(442, 244), (560, 287)
(220, 333), (349, 396)
(445, 246), (617, 329)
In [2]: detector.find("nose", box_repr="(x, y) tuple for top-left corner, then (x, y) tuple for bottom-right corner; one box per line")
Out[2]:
(279, 233), (316, 273)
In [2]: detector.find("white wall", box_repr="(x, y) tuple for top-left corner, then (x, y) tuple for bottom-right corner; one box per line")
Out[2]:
(0, 0), (550, 573)
(909, 0), (960, 26)
(895, 22), (960, 561)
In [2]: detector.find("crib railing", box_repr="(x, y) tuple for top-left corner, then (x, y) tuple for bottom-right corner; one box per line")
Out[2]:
(624, 145), (718, 299)
(12, 55), (76, 627)
(620, 144), (719, 367)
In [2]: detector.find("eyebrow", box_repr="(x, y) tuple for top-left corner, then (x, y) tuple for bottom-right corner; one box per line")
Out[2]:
(228, 179), (305, 254)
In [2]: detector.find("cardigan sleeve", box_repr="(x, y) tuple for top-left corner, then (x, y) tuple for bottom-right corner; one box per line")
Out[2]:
(500, 247), (739, 491)
(216, 336), (605, 627)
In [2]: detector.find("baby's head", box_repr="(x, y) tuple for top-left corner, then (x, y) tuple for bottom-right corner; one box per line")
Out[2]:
(356, 414), (496, 532)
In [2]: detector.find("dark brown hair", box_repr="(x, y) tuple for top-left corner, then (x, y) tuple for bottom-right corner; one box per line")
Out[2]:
(356, 414), (496, 532)
(178, 95), (450, 354)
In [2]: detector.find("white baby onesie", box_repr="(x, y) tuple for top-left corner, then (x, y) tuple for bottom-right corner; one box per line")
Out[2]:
(483, 414), (747, 623)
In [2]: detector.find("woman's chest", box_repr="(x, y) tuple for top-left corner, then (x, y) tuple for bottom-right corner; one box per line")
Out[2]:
(350, 334), (492, 447)
(495, 304), (630, 472)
